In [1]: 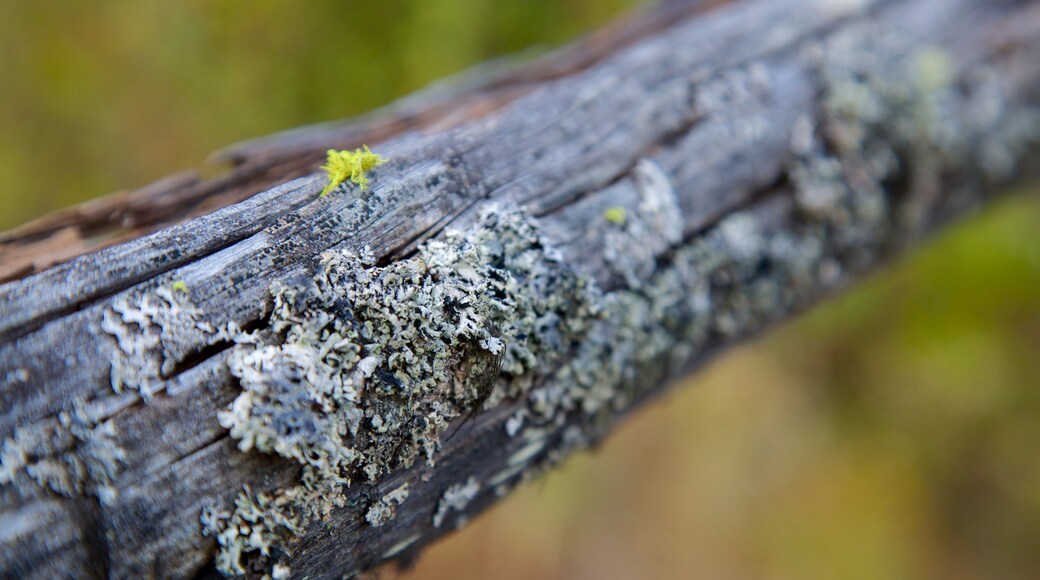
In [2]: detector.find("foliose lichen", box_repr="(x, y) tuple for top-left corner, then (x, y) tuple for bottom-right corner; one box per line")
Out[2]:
(431, 477), (480, 529)
(489, 23), (1040, 495)
(365, 482), (410, 527)
(102, 285), (249, 400)
(0, 397), (125, 505)
(207, 207), (601, 574)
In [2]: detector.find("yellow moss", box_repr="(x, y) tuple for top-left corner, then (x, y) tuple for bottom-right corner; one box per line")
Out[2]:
(604, 207), (627, 225)
(320, 146), (387, 196)
(171, 280), (188, 293)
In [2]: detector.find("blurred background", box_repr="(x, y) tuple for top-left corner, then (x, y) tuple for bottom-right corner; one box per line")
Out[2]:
(2, 2), (1038, 579)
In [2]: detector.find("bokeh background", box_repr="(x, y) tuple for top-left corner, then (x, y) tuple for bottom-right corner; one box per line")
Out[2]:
(2, 2), (1039, 579)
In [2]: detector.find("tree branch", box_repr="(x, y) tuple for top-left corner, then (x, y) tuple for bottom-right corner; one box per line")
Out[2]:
(1, 0), (1038, 577)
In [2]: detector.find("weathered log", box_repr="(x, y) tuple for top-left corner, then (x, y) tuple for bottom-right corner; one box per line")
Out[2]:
(1, 0), (1038, 577)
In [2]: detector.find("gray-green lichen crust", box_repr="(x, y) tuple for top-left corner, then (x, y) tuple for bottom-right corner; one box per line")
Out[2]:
(102, 285), (248, 399)
(206, 208), (601, 574)
(432, 477), (480, 529)
(0, 398), (125, 505)
(480, 18), (1039, 505)
(366, 482), (410, 527)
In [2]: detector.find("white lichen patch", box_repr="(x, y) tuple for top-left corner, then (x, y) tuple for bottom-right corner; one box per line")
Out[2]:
(365, 482), (410, 527)
(432, 477), (480, 528)
(270, 563), (291, 580)
(381, 532), (422, 560)
(488, 462), (527, 489)
(101, 285), (249, 400)
(488, 429), (550, 488)
(507, 429), (548, 468)
(201, 484), (316, 577)
(0, 398), (125, 505)
(504, 409), (528, 437)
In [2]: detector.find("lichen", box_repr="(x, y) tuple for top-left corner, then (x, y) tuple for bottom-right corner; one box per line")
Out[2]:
(365, 482), (410, 527)
(201, 485), (313, 577)
(270, 563), (291, 580)
(799, 25), (1037, 244)
(0, 398), (125, 505)
(503, 409), (527, 437)
(209, 207), (601, 574)
(381, 533), (421, 560)
(102, 285), (249, 400)
(219, 209), (598, 486)
(431, 477), (480, 528)
(490, 23), (1040, 494)
(319, 146), (387, 196)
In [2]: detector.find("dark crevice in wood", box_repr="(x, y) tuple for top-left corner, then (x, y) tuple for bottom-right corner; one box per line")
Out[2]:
(74, 497), (113, 580)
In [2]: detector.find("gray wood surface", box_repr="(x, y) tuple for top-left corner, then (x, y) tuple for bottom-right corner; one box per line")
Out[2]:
(1, 0), (1038, 577)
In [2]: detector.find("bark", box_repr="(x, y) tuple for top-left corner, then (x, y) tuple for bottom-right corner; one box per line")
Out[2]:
(0, 0), (1038, 578)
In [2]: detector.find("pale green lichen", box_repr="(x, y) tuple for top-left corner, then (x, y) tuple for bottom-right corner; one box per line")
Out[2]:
(800, 26), (1037, 245)
(102, 285), (250, 400)
(208, 207), (600, 574)
(491, 24), (1039, 496)
(219, 209), (597, 486)
(365, 482), (410, 527)
(201, 484), (312, 577)
(912, 48), (954, 93)
(431, 477), (480, 529)
(0, 398), (125, 505)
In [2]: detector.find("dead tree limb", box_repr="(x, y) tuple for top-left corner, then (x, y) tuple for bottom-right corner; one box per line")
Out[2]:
(1, 0), (1038, 577)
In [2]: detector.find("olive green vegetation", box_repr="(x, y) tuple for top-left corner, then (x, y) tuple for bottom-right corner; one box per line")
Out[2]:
(2, 3), (1038, 579)
(0, 0), (641, 230)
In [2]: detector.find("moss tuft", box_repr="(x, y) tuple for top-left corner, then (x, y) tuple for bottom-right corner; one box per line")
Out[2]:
(603, 207), (626, 225)
(319, 146), (387, 196)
